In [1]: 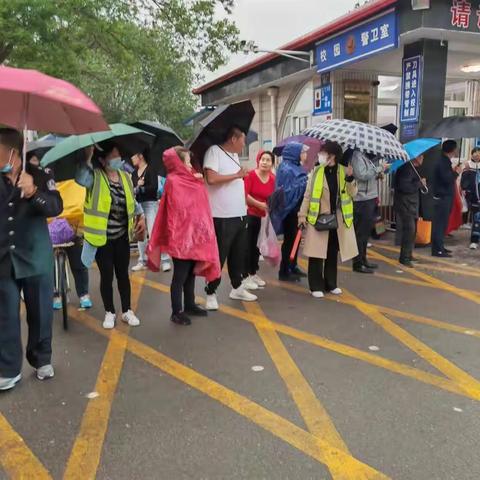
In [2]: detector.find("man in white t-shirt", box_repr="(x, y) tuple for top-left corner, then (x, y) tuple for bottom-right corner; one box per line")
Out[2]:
(203, 126), (258, 310)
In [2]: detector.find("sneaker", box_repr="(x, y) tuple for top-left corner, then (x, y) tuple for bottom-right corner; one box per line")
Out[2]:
(229, 285), (257, 302)
(311, 291), (325, 298)
(367, 242), (373, 248)
(205, 294), (219, 311)
(53, 297), (62, 310)
(79, 295), (93, 309)
(470, 242), (478, 250)
(170, 312), (192, 326)
(329, 288), (343, 295)
(243, 277), (259, 290)
(0, 374), (21, 391)
(461, 223), (472, 230)
(251, 274), (266, 287)
(103, 312), (116, 329)
(132, 262), (147, 272)
(161, 262), (172, 272)
(121, 310), (140, 327)
(184, 304), (208, 317)
(36, 365), (54, 381)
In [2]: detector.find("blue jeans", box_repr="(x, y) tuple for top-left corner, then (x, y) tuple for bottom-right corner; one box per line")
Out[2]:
(137, 201), (169, 265)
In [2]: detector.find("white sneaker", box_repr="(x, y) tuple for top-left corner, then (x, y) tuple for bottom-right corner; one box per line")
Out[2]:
(229, 285), (258, 302)
(462, 223), (472, 230)
(311, 291), (325, 298)
(36, 364), (54, 381)
(132, 262), (147, 272)
(469, 242), (478, 250)
(242, 277), (259, 290)
(162, 262), (172, 272)
(367, 242), (372, 248)
(251, 274), (266, 287)
(329, 288), (343, 295)
(122, 310), (140, 327)
(205, 294), (219, 311)
(103, 312), (116, 329)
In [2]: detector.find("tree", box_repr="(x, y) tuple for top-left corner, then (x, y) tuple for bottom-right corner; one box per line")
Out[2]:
(0, 0), (240, 135)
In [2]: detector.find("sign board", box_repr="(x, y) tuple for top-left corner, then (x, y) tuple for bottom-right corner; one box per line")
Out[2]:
(316, 10), (398, 73)
(475, 138), (480, 148)
(313, 84), (332, 116)
(400, 55), (423, 123)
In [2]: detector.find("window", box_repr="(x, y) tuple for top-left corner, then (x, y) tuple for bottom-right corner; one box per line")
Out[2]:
(282, 82), (313, 138)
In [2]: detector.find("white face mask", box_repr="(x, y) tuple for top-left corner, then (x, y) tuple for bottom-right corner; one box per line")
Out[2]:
(317, 152), (328, 166)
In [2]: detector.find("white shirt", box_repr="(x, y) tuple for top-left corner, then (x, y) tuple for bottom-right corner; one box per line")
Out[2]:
(203, 145), (247, 218)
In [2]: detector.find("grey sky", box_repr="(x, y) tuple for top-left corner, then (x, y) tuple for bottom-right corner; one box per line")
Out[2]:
(202, 0), (360, 84)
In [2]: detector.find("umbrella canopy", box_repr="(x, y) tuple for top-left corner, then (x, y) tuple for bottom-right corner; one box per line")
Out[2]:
(187, 100), (255, 167)
(389, 138), (441, 173)
(420, 116), (480, 138)
(303, 119), (409, 161)
(27, 138), (59, 154)
(273, 135), (324, 172)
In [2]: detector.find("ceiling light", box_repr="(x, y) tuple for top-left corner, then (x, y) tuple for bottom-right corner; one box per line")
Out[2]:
(461, 64), (480, 73)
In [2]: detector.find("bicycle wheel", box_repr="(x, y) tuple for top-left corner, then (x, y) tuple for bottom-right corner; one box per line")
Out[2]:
(58, 251), (69, 331)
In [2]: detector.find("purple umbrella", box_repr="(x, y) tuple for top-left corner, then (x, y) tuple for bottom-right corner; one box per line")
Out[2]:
(273, 135), (324, 172)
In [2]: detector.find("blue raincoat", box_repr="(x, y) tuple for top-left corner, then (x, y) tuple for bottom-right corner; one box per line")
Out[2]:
(270, 142), (308, 234)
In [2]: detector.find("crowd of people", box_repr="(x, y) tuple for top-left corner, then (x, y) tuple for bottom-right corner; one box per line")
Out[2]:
(1, 124), (478, 391)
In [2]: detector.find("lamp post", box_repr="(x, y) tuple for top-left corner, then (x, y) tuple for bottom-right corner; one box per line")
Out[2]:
(240, 41), (314, 67)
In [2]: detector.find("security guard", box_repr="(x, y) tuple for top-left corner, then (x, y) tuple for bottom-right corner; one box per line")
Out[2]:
(0, 128), (63, 391)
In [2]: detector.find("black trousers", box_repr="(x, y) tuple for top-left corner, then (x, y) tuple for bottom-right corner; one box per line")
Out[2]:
(0, 271), (53, 377)
(471, 205), (480, 243)
(431, 196), (453, 254)
(280, 209), (300, 274)
(246, 215), (262, 276)
(171, 258), (196, 314)
(206, 217), (247, 294)
(95, 234), (131, 313)
(308, 230), (339, 292)
(396, 208), (416, 262)
(353, 198), (376, 268)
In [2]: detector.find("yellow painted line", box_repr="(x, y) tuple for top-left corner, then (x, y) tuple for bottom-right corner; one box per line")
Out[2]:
(413, 263), (480, 278)
(68, 308), (389, 479)
(63, 273), (145, 480)
(368, 250), (480, 304)
(132, 277), (475, 401)
(342, 288), (480, 400)
(0, 414), (52, 480)
(244, 302), (351, 471)
(372, 243), (479, 273)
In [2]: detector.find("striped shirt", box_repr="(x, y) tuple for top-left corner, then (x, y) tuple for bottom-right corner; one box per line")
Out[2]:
(107, 179), (128, 239)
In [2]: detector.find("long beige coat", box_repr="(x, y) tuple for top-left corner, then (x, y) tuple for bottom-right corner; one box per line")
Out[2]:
(298, 168), (358, 262)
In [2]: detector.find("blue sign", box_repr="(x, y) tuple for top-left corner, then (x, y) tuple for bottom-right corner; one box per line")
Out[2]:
(400, 55), (423, 123)
(475, 138), (480, 148)
(313, 84), (332, 116)
(316, 10), (398, 73)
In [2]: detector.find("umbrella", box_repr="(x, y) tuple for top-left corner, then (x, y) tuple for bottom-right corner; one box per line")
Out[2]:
(389, 138), (441, 173)
(0, 66), (109, 168)
(420, 116), (480, 138)
(187, 100), (255, 167)
(246, 130), (258, 146)
(130, 121), (183, 176)
(303, 119), (409, 161)
(273, 135), (324, 172)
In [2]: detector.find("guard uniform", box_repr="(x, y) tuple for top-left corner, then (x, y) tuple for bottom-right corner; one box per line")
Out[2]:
(0, 165), (63, 378)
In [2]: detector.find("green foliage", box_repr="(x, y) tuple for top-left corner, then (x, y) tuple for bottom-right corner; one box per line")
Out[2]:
(0, 0), (240, 135)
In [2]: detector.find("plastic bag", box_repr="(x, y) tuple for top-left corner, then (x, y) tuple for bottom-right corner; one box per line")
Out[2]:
(257, 216), (281, 267)
(415, 217), (431, 246)
(48, 218), (75, 246)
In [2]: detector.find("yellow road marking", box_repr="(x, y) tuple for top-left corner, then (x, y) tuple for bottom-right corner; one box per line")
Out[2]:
(244, 302), (352, 478)
(63, 273), (145, 480)
(0, 414), (52, 480)
(368, 250), (480, 304)
(132, 277), (476, 401)
(413, 263), (480, 278)
(69, 308), (389, 479)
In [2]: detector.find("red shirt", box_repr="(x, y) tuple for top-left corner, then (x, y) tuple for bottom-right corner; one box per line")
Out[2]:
(244, 170), (275, 217)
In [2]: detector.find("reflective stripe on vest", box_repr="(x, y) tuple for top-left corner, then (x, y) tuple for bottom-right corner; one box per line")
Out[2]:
(83, 169), (135, 247)
(306, 165), (354, 228)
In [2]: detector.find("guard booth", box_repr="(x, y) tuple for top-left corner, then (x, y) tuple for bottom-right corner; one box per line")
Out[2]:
(194, 0), (480, 225)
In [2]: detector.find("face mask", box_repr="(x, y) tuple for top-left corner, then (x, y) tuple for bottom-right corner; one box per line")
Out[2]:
(0, 149), (14, 174)
(107, 157), (124, 171)
(317, 153), (328, 166)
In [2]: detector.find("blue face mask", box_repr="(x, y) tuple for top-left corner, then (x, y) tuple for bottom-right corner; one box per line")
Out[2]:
(0, 150), (14, 173)
(107, 157), (124, 171)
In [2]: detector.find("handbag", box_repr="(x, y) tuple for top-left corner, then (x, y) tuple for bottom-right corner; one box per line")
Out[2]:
(314, 213), (338, 231)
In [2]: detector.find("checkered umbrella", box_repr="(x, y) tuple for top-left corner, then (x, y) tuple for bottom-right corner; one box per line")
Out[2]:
(303, 119), (409, 161)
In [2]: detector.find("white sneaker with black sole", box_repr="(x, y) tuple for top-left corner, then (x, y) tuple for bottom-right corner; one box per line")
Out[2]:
(229, 285), (257, 302)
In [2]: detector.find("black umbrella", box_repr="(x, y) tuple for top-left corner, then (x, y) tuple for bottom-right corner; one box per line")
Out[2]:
(130, 121), (183, 176)
(187, 100), (255, 167)
(420, 116), (480, 138)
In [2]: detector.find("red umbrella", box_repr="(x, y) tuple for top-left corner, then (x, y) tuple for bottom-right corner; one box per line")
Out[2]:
(0, 66), (109, 167)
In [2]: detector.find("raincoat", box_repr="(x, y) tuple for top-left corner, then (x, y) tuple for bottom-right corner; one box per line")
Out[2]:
(270, 142), (307, 234)
(147, 148), (220, 282)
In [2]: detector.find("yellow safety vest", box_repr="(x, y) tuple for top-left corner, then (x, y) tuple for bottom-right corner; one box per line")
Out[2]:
(83, 169), (135, 247)
(307, 165), (354, 228)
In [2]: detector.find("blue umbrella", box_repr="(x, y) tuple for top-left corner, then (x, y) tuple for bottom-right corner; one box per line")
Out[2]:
(389, 138), (441, 173)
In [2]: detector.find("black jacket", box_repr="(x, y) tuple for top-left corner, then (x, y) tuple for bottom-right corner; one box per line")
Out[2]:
(433, 154), (458, 198)
(132, 164), (158, 203)
(0, 165), (63, 279)
(460, 167), (480, 206)
(394, 162), (421, 216)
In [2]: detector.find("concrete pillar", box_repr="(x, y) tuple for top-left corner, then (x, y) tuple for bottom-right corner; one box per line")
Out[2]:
(267, 87), (279, 148)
